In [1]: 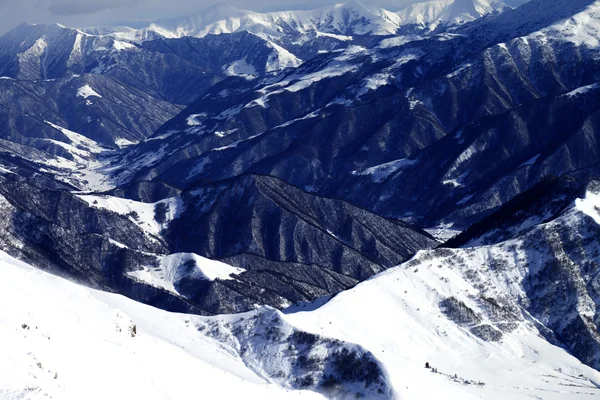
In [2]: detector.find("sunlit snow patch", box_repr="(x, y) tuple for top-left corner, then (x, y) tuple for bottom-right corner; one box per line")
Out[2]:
(114, 137), (138, 148)
(353, 158), (417, 183)
(564, 83), (600, 98)
(186, 113), (207, 126)
(357, 73), (392, 97)
(519, 154), (541, 168)
(224, 59), (258, 79)
(128, 253), (246, 294)
(77, 84), (102, 99)
(78, 194), (183, 237)
(113, 40), (137, 51)
(575, 190), (600, 225)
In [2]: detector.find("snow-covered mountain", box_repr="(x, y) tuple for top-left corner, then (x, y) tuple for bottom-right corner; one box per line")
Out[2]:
(0, 22), (309, 189)
(397, 0), (514, 31)
(90, 2), (400, 41)
(3, 0), (600, 397)
(89, 0), (520, 42)
(92, 2), (399, 40)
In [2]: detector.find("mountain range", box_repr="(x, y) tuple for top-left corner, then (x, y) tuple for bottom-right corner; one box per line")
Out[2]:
(2, 0), (600, 399)
(90, 1), (520, 40)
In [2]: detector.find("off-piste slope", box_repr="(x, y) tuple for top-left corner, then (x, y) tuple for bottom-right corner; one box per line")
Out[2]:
(0, 249), (396, 400)
(286, 182), (600, 399)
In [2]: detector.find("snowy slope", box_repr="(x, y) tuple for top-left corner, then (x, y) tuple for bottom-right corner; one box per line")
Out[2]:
(0, 245), (404, 399)
(127, 253), (246, 294)
(524, 0), (600, 46)
(283, 188), (600, 399)
(77, 194), (183, 237)
(0, 250), (327, 400)
(286, 261), (600, 399)
(397, 0), (514, 30)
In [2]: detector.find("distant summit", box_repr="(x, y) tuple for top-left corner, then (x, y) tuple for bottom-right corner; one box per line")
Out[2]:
(85, 1), (520, 42)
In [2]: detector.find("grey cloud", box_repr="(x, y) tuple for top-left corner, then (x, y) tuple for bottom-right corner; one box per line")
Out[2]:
(43, 0), (140, 16)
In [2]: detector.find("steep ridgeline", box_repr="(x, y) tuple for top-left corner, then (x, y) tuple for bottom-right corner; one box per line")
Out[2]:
(0, 154), (433, 316)
(0, 133), (435, 317)
(0, 170), (211, 315)
(112, 0), (600, 233)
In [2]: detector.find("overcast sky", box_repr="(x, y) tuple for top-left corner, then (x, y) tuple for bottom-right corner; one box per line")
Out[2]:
(0, 0), (426, 34)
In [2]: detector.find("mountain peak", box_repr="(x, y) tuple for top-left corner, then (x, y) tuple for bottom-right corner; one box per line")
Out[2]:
(397, 0), (512, 29)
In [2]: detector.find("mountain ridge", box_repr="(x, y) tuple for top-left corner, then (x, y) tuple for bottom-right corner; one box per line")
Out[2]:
(85, 0), (521, 42)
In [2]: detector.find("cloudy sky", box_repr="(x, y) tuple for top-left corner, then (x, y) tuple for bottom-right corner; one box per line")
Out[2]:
(0, 0), (427, 34)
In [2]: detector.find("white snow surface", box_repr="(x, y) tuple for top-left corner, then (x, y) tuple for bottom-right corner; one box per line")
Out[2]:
(76, 84), (102, 99)
(565, 82), (600, 98)
(397, 0), (515, 31)
(0, 251), (323, 400)
(186, 113), (206, 126)
(128, 253), (246, 294)
(424, 223), (462, 242)
(575, 190), (600, 225)
(37, 121), (116, 192)
(530, 1), (600, 47)
(518, 153), (541, 167)
(114, 137), (138, 148)
(45, 121), (104, 154)
(284, 188), (600, 399)
(245, 62), (359, 109)
(357, 73), (392, 96)
(287, 254), (600, 397)
(268, 43), (302, 72)
(224, 59), (258, 79)
(94, 2), (403, 41)
(112, 40), (137, 51)
(77, 194), (182, 237)
(354, 158), (417, 182)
